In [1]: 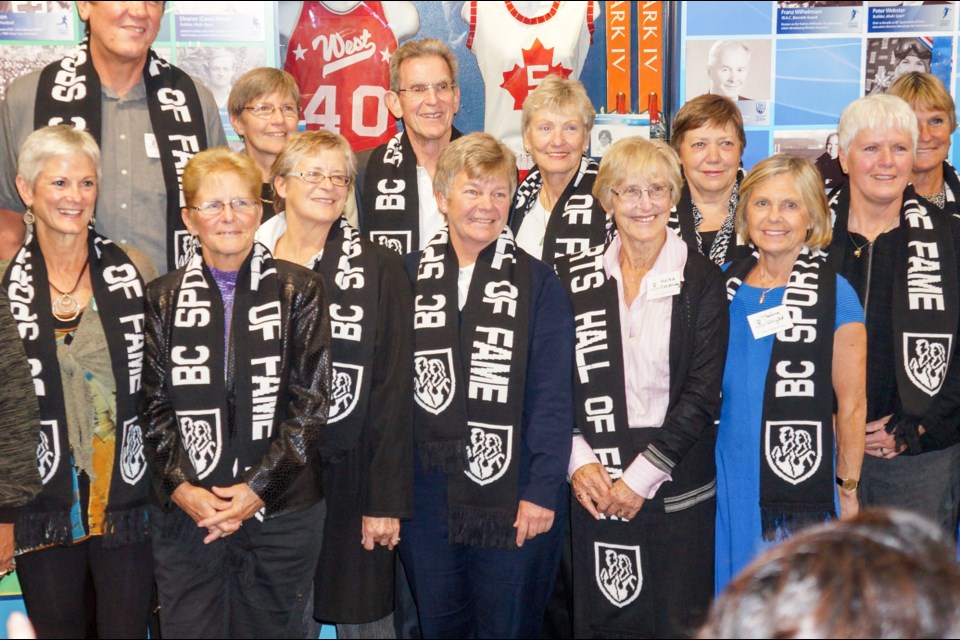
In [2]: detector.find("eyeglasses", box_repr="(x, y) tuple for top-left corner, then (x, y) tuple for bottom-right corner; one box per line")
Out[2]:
(610, 185), (672, 203)
(287, 171), (353, 187)
(397, 82), (457, 97)
(188, 198), (260, 216)
(243, 104), (299, 120)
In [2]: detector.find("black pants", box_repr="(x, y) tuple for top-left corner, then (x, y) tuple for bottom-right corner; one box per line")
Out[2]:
(17, 536), (154, 639)
(150, 502), (323, 639)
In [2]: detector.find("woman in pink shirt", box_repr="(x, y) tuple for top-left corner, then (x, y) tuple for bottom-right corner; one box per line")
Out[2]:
(555, 137), (729, 638)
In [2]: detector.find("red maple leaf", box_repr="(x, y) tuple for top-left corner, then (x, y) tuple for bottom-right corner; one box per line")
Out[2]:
(500, 38), (572, 110)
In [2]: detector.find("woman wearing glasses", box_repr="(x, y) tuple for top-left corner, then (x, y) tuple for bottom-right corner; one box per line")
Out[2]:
(142, 148), (331, 638)
(228, 68), (301, 223)
(555, 137), (728, 637)
(258, 130), (413, 637)
(510, 75), (607, 266)
(716, 154), (865, 592)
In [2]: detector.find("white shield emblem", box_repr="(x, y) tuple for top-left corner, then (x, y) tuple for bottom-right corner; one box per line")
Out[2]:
(464, 422), (512, 486)
(174, 229), (193, 268)
(119, 417), (147, 485)
(177, 409), (222, 480)
(414, 348), (455, 415)
(904, 333), (952, 396)
(328, 362), (363, 423)
(36, 419), (61, 486)
(594, 542), (642, 608)
(370, 231), (411, 255)
(765, 420), (822, 485)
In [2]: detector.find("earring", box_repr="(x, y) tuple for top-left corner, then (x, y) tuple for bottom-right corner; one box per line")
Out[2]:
(90, 215), (96, 226)
(23, 209), (35, 225)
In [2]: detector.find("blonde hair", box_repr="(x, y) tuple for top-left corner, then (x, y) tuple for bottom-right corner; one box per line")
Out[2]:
(671, 94), (746, 154)
(433, 133), (517, 200)
(270, 131), (357, 213)
(888, 72), (957, 133)
(521, 75), (596, 139)
(182, 147), (260, 206)
(593, 137), (683, 212)
(735, 154), (832, 250)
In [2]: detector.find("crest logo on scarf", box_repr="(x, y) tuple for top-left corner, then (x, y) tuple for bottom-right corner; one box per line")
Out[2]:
(36, 420), (61, 486)
(594, 542), (642, 608)
(414, 348), (455, 415)
(464, 422), (512, 485)
(119, 417), (147, 485)
(177, 409), (222, 480)
(904, 333), (952, 396)
(328, 363), (363, 423)
(370, 231), (410, 255)
(765, 420), (822, 485)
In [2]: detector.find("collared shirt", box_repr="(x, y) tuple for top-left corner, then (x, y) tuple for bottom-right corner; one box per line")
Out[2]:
(568, 230), (688, 499)
(256, 212), (325, 269)
(416, 166), (445, 249)
(515, 197), (549, 261)
(0, 67), (227, 275)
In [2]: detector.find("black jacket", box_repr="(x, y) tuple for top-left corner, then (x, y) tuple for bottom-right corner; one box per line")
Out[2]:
(141, 259), (332, 518)
(556, 246), (728, 511)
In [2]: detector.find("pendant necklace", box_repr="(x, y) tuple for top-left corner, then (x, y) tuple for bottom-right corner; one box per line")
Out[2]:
(49, 259), (89, 322)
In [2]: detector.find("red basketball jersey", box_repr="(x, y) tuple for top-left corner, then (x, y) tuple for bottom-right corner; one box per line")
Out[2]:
(284, 1), (398, 151)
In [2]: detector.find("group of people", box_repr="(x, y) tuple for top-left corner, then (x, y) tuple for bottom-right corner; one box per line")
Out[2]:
(1, 4), (960, 640)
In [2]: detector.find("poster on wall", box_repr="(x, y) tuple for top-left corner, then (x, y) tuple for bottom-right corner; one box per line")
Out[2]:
(0, 1), (74, 41)
(676, 0), (960, 169)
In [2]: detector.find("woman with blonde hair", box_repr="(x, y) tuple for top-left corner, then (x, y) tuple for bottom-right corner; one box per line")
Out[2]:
(716, 153), (866, 591)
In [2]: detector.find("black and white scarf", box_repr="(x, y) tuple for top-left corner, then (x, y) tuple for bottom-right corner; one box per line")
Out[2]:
(362, 127), (462, 255)
(828, 185), (959, 450)
(668, 168), (745, 266)
(35, 39), (207, 272)
(4, 227), (150, 550)
(167, 244), (282, 489)
(311, 217), (377, 458)
(726, 248), (836, 540)
(413, 226), (531, 548)
(509, 156), (608, 266)
(940, 161), (960, 219)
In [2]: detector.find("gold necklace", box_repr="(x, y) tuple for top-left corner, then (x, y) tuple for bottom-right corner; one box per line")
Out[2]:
(848, 211), (901, 258)
(48, 259), (89, 322)
(758, 264), (777, 304)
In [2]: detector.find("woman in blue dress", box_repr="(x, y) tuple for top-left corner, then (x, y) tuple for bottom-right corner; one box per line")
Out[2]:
(715, 154), (866, 591)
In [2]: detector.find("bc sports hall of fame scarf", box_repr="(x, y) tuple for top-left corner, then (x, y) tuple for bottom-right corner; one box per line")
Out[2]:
(828, 185), (958, 449)
(35, 38), (207, 272)
(166, 244), (283, 512)
(412, 226), (531, 549)
(4, 226), (150, 550)
(362, 127), (462, 255)
(510, 156), (608, 265)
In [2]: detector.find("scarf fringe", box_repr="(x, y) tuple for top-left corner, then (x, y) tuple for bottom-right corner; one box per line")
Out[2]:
(417, 439), (467, 474)
(15, 511), (72, 552)
(760, 503), (835, 542)
(101, 505), (150, 548)
(448, 504), (516, 549)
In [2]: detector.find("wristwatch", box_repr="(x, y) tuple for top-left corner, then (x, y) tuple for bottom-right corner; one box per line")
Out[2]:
(836, 476), (859, 492)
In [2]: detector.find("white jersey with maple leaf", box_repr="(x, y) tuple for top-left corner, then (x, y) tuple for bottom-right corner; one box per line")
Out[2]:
(467, 1), (594, 156)
(283, 1), (398, 152)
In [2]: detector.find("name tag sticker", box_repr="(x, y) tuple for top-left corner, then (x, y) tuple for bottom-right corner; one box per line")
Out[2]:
(647, 271), (682, 299)
(144, 133), (160, 158)
(747, 305), (793, 340)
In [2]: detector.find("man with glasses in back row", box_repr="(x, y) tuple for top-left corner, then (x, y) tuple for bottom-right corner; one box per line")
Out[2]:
(0, 1), (226, 274)
(358, 38), (463, 255)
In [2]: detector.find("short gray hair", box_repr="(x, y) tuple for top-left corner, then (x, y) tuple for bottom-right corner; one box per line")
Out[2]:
(837, 94), (918, 156)
(18, 125), (101, 189)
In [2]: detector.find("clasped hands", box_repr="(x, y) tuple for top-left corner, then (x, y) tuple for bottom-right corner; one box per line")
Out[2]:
(171, 482), (265, 544)
(572, 463), (645, 521)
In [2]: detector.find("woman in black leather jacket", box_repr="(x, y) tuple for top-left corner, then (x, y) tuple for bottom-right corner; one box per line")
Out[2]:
(140, 148), (332, 639)
(554, 137), (728, 638)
